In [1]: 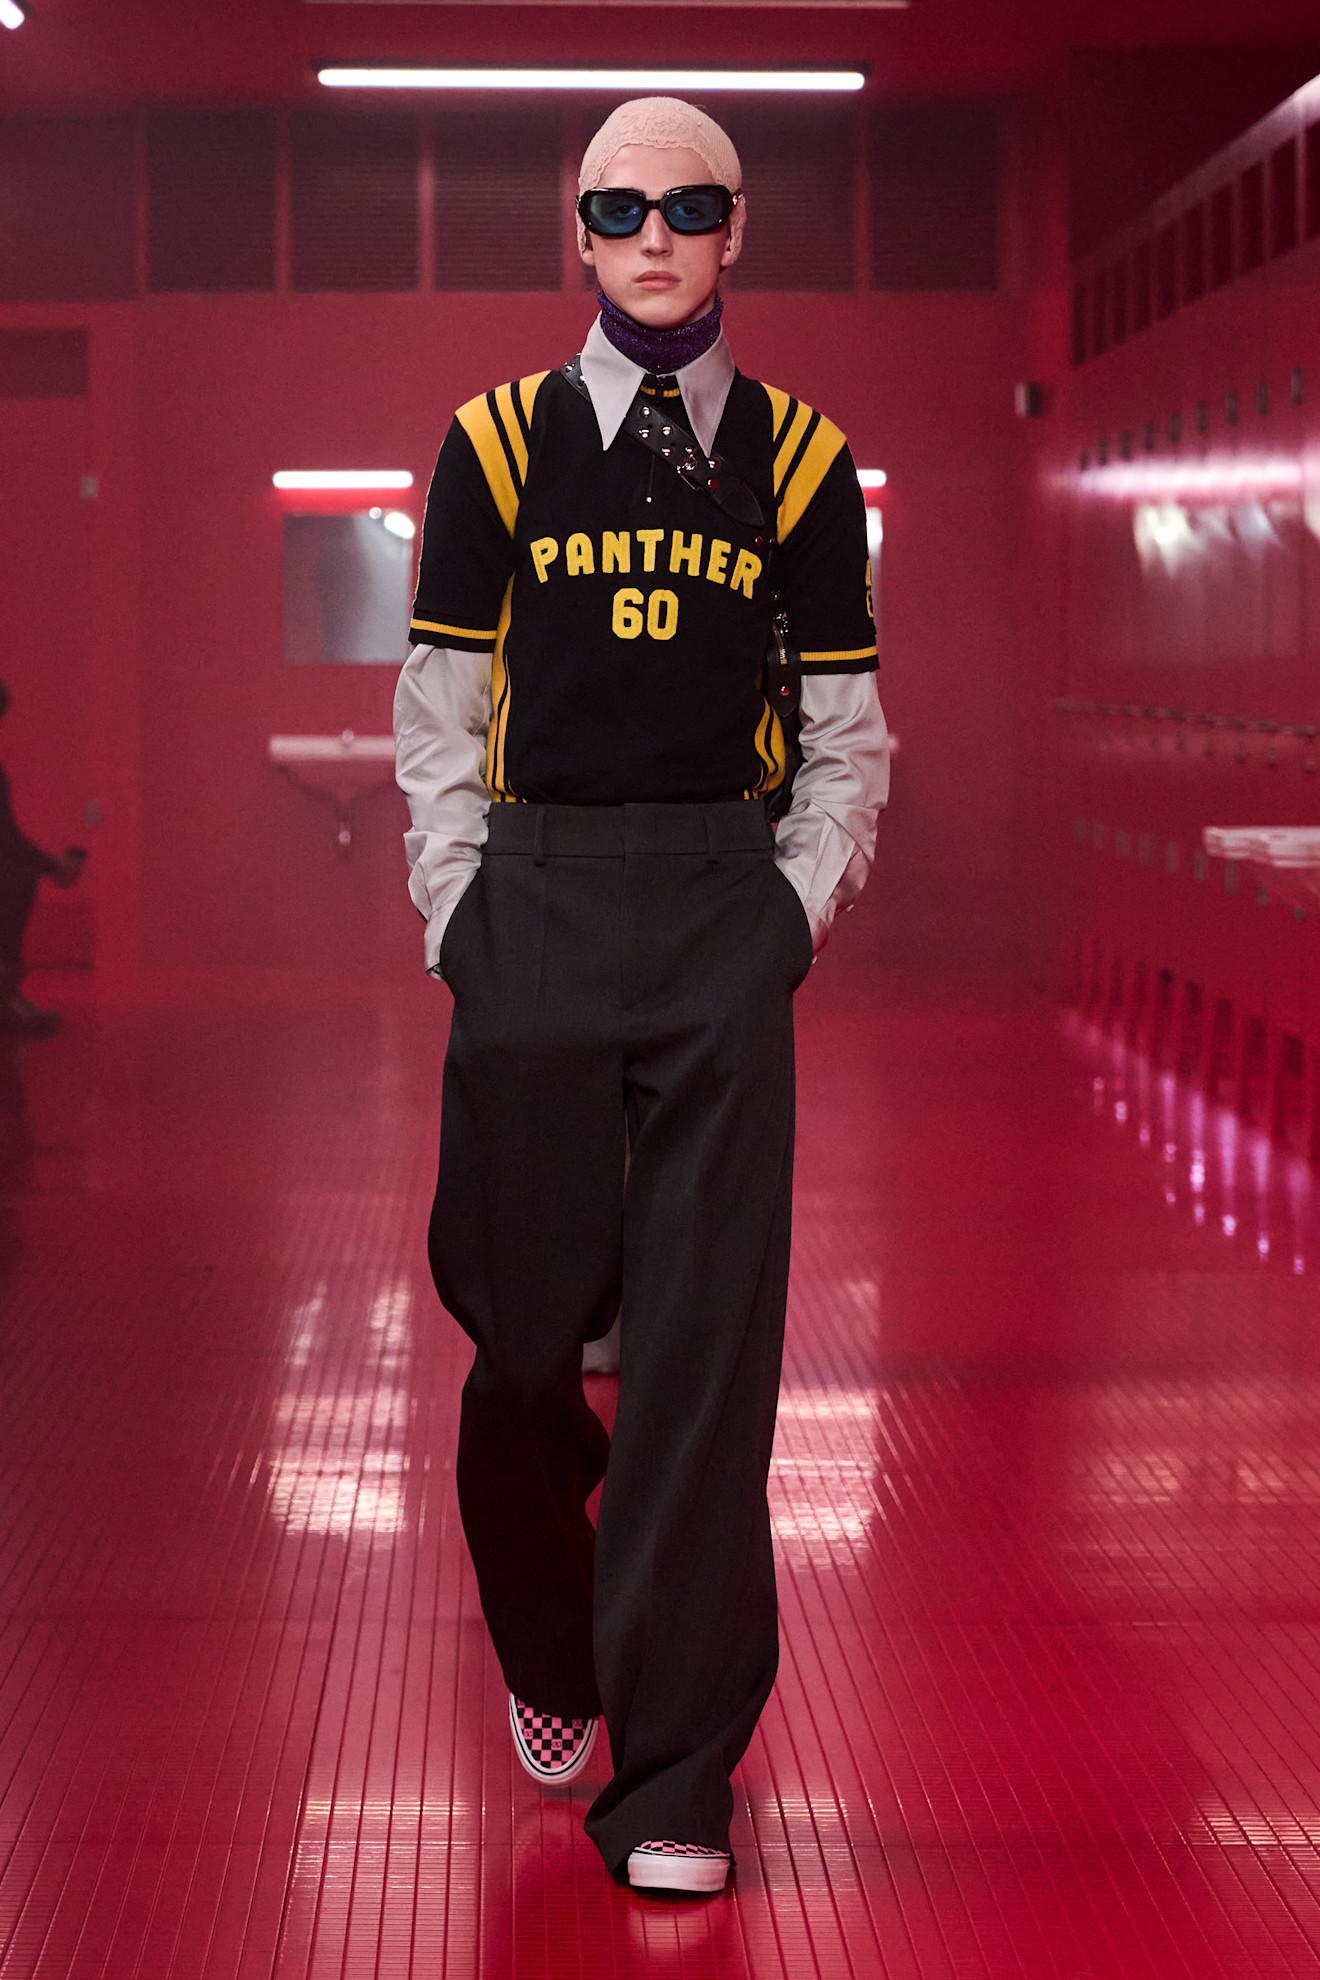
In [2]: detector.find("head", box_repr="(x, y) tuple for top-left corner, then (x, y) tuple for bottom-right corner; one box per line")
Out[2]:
(578, 98), (745, 329)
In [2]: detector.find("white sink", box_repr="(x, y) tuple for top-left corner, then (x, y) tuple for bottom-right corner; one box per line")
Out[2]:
(268, 732), (397, 852)
(1204, 825), (1320, 910)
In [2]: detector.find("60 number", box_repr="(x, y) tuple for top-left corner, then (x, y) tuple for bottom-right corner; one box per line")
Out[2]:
(612, 587), (679, 642)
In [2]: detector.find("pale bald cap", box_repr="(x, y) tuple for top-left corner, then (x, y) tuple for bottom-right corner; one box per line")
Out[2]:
(577, 97), (741, 253)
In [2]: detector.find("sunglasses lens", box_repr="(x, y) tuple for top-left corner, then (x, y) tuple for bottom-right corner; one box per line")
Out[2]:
(583, 191), (648, 237)
(662, 188), (731, 234)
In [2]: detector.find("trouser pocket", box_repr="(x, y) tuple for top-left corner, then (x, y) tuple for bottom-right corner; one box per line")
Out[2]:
(436, 864), (484, 988)
(769, 860), (814, 989)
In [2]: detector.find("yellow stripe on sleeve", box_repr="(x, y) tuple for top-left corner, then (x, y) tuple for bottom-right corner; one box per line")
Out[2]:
(799, 644), (878, 665)
(493, 381), (528, 485)
(773, 402), (813, 497)
(456, 393), (519, 536)
(778, 414), (846, 540)
(518, 369), (550, 431)
(410, 617), (499, 642)
(763, 384), (793, 446)
(485, 579), (516, 799)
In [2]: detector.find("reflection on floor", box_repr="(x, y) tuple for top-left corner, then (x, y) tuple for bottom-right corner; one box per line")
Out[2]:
(4, 959), (1320, 1977)
(1071, 1011), (1318, 1272)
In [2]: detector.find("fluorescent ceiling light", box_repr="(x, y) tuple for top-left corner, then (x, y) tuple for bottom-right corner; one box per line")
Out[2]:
(272, 469), (414, 490)
(0, 0), (27, 29)
(318, 67), (865, 93)
(857, 469), (887, 488)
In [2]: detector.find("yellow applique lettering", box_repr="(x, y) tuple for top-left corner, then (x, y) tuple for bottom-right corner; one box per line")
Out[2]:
(602, 531), (631, 574)
(729, 549), (762, 600)
(706, 539), (731, 585)
(669, 530), (702, 578)
(612, 588), (645, 639)
(647, 589), (679, 641)
(566, 532), (594, 576)
(530, 537), (559, 583)
(637, 528), (665, 573)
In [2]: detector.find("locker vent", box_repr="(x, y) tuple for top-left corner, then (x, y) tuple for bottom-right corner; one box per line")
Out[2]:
(723, 106), (853, 291)
(291, 113), (418, 292)
(434, 108), (562, 290)
(148, 113), (276, 293)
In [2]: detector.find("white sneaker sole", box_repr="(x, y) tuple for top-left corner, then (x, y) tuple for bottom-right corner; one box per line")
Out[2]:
(508, 1696), (598, 1784)
(627, 1848), (730, 1895)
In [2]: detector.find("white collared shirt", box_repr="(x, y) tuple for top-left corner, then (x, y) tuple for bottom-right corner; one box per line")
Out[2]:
(578, 314), (737, 458)
(395, 331), (889, 976)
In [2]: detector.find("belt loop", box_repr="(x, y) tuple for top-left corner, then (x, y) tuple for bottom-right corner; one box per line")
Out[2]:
(533, 807), (547, 867)
(702, 811), (718, 866)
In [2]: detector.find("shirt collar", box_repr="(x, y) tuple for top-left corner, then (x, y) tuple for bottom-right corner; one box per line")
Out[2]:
(578, 314), (736, 460)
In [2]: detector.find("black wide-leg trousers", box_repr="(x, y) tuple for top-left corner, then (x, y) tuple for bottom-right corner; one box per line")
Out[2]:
(429, 797), (813, 1876)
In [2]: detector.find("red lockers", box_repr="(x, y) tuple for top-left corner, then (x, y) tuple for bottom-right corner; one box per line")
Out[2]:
(1051, 75), (1320, 1153)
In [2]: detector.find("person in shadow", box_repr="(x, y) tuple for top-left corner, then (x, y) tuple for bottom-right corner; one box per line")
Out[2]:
(0, 681), (85, 1035)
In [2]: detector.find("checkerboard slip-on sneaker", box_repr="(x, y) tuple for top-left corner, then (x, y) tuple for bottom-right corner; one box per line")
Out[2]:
(627, 1841), (731, 1895)
(509, 1695), (598, 1785)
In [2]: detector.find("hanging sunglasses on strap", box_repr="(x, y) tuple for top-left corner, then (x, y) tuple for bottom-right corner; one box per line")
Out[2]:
(561, 354), (801, 818)
(578, 185), (742, 239)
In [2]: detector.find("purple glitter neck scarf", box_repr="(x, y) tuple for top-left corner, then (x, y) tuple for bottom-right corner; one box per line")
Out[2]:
(597, 290), (724, 375)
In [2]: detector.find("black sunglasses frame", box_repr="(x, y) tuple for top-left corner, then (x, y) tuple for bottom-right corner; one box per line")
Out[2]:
(577, 184), (742, 239)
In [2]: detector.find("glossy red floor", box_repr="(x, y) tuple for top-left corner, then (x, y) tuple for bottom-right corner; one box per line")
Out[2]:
(5, 947), (1320, 1977)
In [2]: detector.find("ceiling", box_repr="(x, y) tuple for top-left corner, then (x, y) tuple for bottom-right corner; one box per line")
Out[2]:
(2, 0), (1319, 113)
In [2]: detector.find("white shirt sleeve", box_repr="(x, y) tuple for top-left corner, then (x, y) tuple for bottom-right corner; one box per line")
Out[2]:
(773, 673), (890, 955)
(393, 642), (492, 976)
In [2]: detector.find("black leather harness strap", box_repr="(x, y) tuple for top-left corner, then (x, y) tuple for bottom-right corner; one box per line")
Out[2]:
(561, 353), (767, 530)
(559, 355), (802, 809)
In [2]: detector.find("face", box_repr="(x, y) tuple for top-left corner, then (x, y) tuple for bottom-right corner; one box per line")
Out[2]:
(580, 142), (745, 329)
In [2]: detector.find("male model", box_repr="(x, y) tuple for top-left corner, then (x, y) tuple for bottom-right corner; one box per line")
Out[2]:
(395, 96), (889, 1895)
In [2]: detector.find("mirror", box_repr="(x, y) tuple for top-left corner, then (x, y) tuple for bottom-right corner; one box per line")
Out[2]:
(282, 508), (416, 665)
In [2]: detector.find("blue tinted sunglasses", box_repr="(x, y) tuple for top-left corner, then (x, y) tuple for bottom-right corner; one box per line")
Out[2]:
(578, 184), (741, 239)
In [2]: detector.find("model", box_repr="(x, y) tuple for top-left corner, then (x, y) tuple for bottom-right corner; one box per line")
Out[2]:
(395, 95), (889, 1896)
